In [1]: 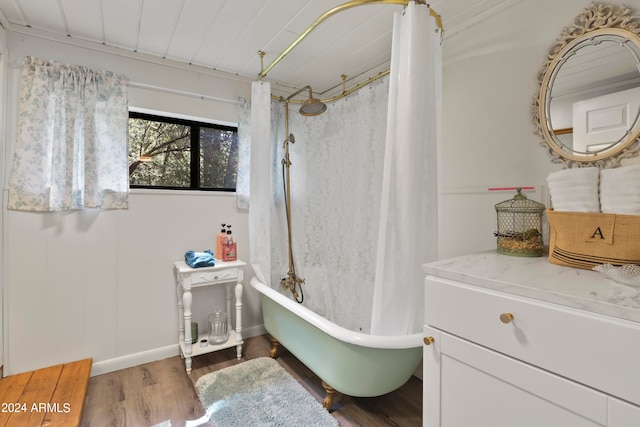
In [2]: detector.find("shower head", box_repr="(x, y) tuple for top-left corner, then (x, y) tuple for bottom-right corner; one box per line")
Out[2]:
(299, 97), (327, 116)
(285, 85), (327, 117)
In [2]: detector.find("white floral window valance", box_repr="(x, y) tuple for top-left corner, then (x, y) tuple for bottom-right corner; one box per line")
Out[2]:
(8, 56), (130, 211)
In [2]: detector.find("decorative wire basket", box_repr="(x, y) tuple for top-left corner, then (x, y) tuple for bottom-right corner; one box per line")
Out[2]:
(593, 264), (640, 287)
(495, 188), (546, 257)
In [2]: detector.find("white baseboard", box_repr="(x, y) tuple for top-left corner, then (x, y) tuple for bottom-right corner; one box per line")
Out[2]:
(90, 324), (268, 376)
(90, 344), (179, 376)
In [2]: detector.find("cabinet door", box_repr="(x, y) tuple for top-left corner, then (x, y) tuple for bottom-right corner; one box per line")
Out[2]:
(423, 326), (441, 426)
(425, 277), (640, 405)
(423, 326), (608, 427)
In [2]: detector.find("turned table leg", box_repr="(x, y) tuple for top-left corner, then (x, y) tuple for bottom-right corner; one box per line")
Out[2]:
(234, 281), (244, 359)
(182, 287), (193, 373)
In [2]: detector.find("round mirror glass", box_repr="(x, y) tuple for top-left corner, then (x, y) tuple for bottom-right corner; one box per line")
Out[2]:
(533, 5), (640, 168)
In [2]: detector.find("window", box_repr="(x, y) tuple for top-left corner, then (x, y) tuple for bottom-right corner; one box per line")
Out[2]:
(128, 112), (238, 191)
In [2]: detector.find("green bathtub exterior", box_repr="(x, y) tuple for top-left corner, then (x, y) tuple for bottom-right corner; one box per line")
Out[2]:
(251, 276), (423, 398)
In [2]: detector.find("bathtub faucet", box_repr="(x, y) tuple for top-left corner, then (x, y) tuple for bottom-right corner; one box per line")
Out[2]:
(281, 272), (305, 303)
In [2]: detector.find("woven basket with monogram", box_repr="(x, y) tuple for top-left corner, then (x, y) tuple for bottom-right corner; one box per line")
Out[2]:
(547, 209), (640, 270)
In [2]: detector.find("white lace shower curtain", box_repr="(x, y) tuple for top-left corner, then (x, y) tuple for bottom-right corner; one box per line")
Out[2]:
(371, 1), (441, 335)
(249, 2), (441, 335)
(8, 56), (129, 211)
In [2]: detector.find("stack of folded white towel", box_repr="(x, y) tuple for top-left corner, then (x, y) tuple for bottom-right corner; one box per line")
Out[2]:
(547, 164), (640, 215)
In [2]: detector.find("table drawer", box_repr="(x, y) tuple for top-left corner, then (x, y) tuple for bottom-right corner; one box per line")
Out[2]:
(425, 276), (640, 406)
(190, 268), (239, 286)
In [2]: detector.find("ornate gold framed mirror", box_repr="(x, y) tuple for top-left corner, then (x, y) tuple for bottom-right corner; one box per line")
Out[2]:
(532, 3), (640, 168)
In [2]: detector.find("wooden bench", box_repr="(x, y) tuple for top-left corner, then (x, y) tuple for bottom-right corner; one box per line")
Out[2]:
(0, 358), (92, 427)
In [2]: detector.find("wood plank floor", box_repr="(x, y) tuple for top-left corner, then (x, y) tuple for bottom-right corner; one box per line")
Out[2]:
(79, 334), (422, 426)
(0, 358), (92, 427)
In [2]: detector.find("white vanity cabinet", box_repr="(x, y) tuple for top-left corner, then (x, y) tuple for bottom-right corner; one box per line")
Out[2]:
(422, 252), (640, 427)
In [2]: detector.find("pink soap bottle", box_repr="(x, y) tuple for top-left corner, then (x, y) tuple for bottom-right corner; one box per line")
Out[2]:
(223, 225), (237, 262)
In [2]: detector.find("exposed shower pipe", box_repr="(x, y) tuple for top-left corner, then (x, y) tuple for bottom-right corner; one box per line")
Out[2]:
(280, 86), (327, 303)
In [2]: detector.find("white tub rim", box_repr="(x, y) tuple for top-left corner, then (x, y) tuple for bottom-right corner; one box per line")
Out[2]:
(250, 276), (422, 349)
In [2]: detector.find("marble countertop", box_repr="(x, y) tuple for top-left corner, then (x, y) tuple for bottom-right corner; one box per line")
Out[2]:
(422, 251), (640, 323)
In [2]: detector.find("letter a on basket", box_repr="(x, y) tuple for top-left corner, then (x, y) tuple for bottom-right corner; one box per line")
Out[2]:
(590, 227), (606, 240)
(584, 217), (614, 245)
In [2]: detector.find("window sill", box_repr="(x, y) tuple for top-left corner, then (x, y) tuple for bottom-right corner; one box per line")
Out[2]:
(129, 188), (237, 197)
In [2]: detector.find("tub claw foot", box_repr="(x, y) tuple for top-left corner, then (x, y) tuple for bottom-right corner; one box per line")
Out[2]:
(269, 336), (280, 359)
(322, 381), (336, 411)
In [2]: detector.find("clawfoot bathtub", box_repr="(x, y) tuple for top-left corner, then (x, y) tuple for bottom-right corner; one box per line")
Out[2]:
(250, 276), (423, 410)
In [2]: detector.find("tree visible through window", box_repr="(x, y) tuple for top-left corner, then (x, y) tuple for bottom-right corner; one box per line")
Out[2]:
(128, 112), (238, 190)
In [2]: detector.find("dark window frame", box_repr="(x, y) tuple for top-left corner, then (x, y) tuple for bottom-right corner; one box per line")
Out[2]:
(128, 111), (238, 192)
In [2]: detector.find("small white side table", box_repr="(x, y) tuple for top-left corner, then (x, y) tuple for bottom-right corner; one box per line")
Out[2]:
(174, 259), (245, 373)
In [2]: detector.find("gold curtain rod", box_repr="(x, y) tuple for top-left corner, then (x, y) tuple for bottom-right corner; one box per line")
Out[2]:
(269, 0), (442, 105)
(273, 69), (391, 104)
(258, 0), (443, 81)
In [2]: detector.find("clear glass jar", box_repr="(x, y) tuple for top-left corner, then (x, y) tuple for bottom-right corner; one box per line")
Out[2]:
(208, 310), (229, 345)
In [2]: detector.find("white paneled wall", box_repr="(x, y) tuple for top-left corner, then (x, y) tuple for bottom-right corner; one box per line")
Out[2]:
(4, 190), (258, 375)
(1, 32), (262, 376)
(437, 0), (635, 259)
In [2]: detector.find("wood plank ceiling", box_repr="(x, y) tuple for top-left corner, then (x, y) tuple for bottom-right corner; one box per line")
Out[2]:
(0, 0), (515, 98)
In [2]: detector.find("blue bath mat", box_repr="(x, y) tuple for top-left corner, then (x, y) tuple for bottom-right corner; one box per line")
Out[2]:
(195, 357), (338, 427)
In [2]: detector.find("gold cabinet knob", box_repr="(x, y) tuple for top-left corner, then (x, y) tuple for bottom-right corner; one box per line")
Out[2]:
(423, 336), (435, 345)
(500, 313), (514, 324)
